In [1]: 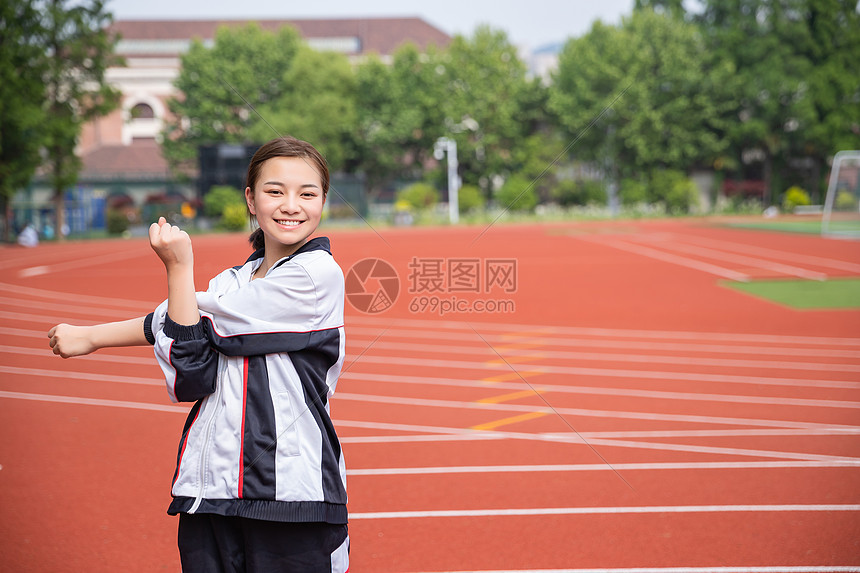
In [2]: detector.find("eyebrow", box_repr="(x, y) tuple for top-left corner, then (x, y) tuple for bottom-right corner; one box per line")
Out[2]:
(262, 181), (320, 189)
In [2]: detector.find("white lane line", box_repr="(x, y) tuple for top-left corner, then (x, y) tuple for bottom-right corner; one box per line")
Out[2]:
(349, 355), (860, 390)
(341, 427), (860, 444)
(575, 236), (751, 281)
(676, 232), (860, 273)
(7, 321), (860, 360)
(0, 281), (152, 309)
(346, 327), (860, 359)
(345, 340), (860, 373)
(15, 248), (151, 278)
(334, 392), (859, 432)
(12, 391), (854, 462)
(347, 315), (860, 347)
(0, 390), (184, 412)
(586, 438), (859, 463)
(342, 433), (505, 444)
(0, 310), (103, 325)
(0, 345), (153, 365)
(350, 504), (860, 519)
(336, 419), (859, 442)
(418, 567), (860, 572)
(346, 460), (860, 476)
(0, 296), (137, 319)
(340, 372), (860, 410)
(0, 365), (162, 386)
(6, 304), (859, 348)
(15, 332), (860, 375)
(632, 237), (828, 280)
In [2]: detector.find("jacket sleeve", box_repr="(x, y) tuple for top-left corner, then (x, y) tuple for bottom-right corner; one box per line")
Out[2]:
(194, 258), (342, 357)
(146, 300), (220, 404)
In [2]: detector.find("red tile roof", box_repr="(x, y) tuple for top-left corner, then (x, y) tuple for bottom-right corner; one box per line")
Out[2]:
(111, 17), (451, 56)
(80, 140), (171, 181)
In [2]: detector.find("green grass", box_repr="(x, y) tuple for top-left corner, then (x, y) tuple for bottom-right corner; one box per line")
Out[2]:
(725, 219), (860, 236)
(723, 278), (860, 309)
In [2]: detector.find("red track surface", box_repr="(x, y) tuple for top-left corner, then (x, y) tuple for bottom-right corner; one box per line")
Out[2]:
(1, 217), (859, 572)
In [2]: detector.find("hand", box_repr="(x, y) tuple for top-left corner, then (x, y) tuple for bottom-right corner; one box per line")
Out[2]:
(48, 324), (95, 358)
(149, 217), (193, 270)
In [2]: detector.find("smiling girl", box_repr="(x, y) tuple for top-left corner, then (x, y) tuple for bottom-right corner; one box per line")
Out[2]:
(48, 137), (349, 572)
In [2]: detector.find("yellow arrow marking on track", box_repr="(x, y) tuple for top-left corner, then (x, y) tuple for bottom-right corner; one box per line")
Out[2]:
(470, 411), (550, 431)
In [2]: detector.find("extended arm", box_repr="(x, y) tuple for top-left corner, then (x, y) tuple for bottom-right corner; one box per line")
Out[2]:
(48, 317), (148, 358)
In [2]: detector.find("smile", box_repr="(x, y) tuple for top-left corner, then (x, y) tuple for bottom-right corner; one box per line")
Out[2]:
(275, 219), (304, 227)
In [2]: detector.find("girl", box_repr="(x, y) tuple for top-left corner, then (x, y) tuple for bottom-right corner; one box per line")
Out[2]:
(48, 136), (349, 573)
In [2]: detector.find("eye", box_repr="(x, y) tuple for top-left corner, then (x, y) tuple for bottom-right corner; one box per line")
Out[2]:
(266, 188), (283, 195)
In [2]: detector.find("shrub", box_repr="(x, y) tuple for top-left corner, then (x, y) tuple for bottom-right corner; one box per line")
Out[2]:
(220, 203), (250, 231)
(204, 186), (246, 218)
(497, 174), (539, 212)
(397, 183), (440, 210)
(835, 189), (857, 211)
(619, 178), (649, 205)
(553, 180), (607, 206)
(457, 184), (485, 212)
(106, 209), (129, 235)
(650, 169), (699, 213)
(782, 186), (811, 212)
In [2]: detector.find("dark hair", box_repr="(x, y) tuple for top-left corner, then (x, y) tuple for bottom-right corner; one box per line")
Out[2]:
(245, 136), (329, 251)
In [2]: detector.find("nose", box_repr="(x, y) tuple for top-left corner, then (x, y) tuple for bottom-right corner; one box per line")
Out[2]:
(280, 192), (300, 213)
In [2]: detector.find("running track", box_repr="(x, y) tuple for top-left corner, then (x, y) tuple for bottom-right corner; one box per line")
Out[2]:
(1, 217), (858, 572)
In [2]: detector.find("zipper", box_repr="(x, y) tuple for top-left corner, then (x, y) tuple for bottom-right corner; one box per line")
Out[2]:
(188, 263), (251, 513)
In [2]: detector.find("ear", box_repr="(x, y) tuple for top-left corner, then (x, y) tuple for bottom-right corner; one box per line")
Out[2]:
(245, 187), (255, 215)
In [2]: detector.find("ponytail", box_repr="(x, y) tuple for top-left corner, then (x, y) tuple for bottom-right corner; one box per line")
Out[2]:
(248, 227), (265, 251)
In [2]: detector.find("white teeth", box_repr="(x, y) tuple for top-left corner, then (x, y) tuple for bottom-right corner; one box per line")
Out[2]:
(276, 220), (302, 225)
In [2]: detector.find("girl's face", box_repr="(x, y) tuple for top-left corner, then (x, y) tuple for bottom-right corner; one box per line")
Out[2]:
(245, 156), (325, 260)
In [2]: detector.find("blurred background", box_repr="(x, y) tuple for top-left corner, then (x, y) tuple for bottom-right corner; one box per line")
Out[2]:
(2, 0), (859, 242)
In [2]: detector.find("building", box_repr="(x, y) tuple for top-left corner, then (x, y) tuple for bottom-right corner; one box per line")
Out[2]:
(18, 17), (450, 235)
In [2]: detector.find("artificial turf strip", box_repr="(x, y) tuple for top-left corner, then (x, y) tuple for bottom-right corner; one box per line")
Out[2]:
(722, 277), (860, 309)
(725, 220), (860, 235)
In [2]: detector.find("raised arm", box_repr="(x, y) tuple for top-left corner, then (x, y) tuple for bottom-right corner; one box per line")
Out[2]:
(148, 216), (199, 326)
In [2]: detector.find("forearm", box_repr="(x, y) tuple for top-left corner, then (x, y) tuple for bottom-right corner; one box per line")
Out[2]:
(165, 266), (200, 326)
(90, 316), (150, 348)
(49, 316), (149, 358)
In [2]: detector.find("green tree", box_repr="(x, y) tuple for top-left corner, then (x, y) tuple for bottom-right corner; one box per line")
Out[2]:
(696, 0), (820, 204)
(41, 0), (122, 239)
(250, 47), (357, 172)
(162, 23), (303, 174)
(354, 44), (448, 195)
(785, 0), (860, 199)
(0, 0), (47, 240)
(549, 10), (730, 184)
(438, 26), (538, 190)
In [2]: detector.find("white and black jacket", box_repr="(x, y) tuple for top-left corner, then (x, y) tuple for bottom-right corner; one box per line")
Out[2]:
(144, 237), (347, 524)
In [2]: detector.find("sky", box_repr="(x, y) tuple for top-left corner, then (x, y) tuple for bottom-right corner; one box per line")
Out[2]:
(107, 0), (635, 50)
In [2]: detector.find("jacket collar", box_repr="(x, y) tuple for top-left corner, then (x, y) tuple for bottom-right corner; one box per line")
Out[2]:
(243, 236), (332, 267)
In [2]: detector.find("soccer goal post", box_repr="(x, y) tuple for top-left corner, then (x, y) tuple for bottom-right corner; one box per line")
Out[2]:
(822, 150), (860, 239)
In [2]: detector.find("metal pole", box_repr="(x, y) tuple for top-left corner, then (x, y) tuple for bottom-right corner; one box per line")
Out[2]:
(447, 139), (459, 225)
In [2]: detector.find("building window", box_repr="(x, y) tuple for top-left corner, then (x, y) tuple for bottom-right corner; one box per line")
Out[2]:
(131, 103), (155, 119)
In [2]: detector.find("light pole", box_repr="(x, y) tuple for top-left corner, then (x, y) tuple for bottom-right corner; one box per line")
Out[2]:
(434, 137), (460, 224)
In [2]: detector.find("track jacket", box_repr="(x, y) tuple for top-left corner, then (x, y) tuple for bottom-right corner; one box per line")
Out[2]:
(144, 237), (347, 524)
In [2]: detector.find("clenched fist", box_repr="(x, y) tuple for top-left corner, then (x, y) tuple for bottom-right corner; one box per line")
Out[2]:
(149, 216), (193, 270)
(48, 323), (95, 358)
